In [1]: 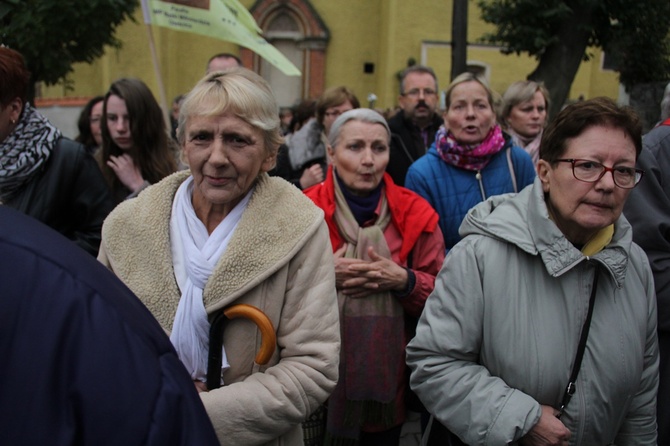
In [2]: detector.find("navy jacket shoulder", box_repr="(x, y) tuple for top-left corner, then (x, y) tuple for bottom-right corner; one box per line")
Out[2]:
(0, 206), (218, 446)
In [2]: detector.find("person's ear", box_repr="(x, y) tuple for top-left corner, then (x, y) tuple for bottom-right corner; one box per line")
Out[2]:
(9, 97), (22, 123)
(537, 159), (551, 193)
(260, 149), (277, 173)
(326, 144), (336, 165)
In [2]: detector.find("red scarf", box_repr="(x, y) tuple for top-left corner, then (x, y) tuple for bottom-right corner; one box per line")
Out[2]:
(304, 166), (439, 263)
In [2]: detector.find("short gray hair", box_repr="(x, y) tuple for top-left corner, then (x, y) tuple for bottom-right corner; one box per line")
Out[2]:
(327, 108), (391, 148)
(398, 65), (438, 95)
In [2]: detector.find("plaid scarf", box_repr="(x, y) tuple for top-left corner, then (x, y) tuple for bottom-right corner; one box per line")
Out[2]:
(508, 127), (542, 164)
(325, 175), (405, 445)
(435, 124), (505, 171)
(0, 103), (60, 202)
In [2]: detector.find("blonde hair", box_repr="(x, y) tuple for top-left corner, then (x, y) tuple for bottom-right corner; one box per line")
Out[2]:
(177, 68), (283, 154)
(444, 72), (496, 110)
(500, 80), (550, 126)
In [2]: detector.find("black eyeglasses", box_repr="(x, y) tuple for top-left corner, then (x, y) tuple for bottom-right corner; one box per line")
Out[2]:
(402, 88), (437, 98)
(555, 159), (644, 189)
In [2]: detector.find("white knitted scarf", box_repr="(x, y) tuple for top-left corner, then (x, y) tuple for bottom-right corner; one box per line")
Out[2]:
(169, 176), (252, 385)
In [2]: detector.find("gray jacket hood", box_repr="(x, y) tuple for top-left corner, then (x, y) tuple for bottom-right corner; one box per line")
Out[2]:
(459, 177), (633, 286)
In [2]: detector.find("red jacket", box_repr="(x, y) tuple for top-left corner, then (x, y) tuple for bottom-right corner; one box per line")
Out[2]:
(304, 166), (445, 318)
(304, 167), (440, 263)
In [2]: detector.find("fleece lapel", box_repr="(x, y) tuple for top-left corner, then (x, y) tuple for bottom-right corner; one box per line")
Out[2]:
(202, 174), (323, 311)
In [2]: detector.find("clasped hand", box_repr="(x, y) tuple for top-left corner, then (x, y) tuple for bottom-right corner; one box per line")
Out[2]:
(333, 244), (408, 298)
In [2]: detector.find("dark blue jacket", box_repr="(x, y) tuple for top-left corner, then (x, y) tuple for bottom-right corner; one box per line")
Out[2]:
(0, 206), (218, 445)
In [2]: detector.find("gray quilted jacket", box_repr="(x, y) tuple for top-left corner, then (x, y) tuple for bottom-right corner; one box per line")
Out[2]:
(407, 177), (659, 445)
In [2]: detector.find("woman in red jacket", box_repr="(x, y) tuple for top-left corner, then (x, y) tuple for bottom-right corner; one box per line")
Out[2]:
(304, 108), (445, 445)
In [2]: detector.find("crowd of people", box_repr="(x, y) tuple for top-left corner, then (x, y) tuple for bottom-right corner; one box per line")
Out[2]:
(1, 42), (667, 446)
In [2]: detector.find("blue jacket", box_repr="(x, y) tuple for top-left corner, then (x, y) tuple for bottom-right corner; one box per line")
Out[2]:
(0, 206), (218, 446)
(405, 137), (535, 251)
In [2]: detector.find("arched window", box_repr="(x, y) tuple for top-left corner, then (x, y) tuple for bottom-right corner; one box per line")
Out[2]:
(244, 0), (329, 105)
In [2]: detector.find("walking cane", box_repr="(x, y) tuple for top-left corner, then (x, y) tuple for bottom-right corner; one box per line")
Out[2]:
(206, 304), (277, 390)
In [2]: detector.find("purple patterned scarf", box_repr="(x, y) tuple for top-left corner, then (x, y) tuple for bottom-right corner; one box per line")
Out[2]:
(435, 124), (505, 171)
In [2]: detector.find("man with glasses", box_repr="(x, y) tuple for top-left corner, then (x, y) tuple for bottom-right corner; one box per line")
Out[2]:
(387, 65), (443, 186)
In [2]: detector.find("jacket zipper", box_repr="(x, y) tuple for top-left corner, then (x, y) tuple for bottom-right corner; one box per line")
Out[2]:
(476, 170), (486, 200)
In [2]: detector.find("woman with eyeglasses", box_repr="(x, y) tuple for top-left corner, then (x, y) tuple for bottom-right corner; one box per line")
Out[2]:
(275, 86), (359, 190)
(407, 97), (659, 445)
(75, 95), (104, 155)
(405, 72), (536, 253)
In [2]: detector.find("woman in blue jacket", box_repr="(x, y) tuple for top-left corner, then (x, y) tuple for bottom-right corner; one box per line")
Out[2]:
(405, 72), (535, 252)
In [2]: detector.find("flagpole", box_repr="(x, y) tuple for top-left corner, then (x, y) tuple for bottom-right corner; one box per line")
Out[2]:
(145, 24), (171, 128)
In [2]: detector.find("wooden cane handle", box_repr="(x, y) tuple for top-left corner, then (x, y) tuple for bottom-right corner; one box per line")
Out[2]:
(223, 304), (276, 365)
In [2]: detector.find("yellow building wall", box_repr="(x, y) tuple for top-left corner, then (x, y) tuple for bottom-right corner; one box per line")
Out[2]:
(41, 0), (621, 112)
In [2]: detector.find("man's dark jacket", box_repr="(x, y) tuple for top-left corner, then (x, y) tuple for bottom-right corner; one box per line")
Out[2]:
(0, 206), (219, 446)
(387, 111), (443, 186)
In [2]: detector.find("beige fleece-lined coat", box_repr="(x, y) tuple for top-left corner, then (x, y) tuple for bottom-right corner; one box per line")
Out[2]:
(99, 170), (340, 445)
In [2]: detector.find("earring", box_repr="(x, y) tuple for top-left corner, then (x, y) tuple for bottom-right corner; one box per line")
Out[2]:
(10, 119), (16, 125)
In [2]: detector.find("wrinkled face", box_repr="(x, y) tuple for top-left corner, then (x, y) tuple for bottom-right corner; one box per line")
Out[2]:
(90, 101), (104, 147)
(445, 81), (496, 145)
(106, 95), (133, 151)
(537, 125), (636, 246)
(183, 112), (275, 218)
(506, 90), (547, 139)
(327, 120), (389, 196)
(323, 101), (354, 136)
(398, 72), (439, 122)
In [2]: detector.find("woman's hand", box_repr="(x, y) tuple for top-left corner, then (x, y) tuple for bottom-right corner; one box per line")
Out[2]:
(519, 405), (571, 445)
(299, 164), (324, 189)
(107, 153), (145, 192)
(333, 244), (408, 298)
(194, 380), (208, 393)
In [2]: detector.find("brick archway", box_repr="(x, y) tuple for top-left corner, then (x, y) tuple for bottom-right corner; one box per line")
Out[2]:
(244, 0), (329, 100)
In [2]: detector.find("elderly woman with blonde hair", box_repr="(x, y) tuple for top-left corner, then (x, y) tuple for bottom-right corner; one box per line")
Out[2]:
(98, 68), (340, 445)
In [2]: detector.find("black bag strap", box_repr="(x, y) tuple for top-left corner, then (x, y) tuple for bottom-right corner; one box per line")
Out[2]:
(557, 265), (600, 418)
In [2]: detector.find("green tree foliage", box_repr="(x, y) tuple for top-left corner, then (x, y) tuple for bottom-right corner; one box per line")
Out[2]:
(0, 0), (139, 99)
(477, 0), (670, 116)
